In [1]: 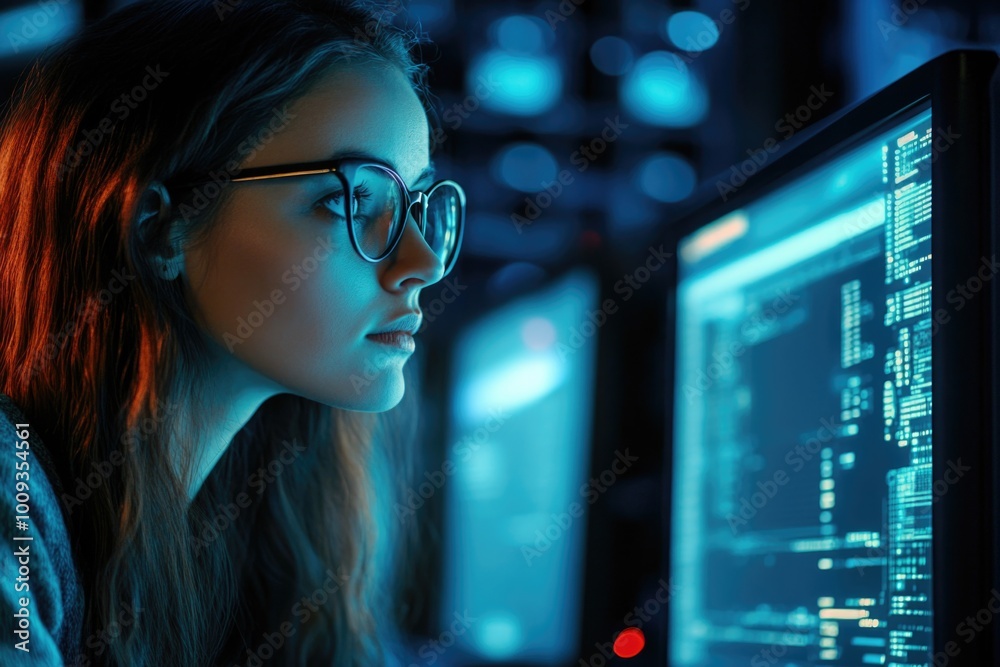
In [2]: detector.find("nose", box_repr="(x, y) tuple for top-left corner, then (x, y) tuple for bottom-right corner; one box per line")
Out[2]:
(386, 199), (446, 287)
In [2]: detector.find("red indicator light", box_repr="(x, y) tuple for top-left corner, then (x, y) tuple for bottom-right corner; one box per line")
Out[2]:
(613, 627), (645, 658)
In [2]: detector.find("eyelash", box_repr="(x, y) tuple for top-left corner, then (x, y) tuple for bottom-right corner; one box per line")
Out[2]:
(316, 184), (373, 219)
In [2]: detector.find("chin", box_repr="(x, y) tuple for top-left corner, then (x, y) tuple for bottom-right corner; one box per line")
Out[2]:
(314, 371), (407, 413)
(350, 386), (405, 413)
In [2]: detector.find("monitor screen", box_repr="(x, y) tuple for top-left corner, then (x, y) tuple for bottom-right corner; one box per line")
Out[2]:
(669, 101), (934, 666)
(437, 268), (599, 664)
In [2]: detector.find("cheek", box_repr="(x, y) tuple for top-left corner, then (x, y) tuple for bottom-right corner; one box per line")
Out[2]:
(184, 215), (375, 374)
(277, 259), (372, 356)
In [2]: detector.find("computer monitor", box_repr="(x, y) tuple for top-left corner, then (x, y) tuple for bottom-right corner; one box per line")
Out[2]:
(665, 50), (1000, 666)
(435, 267), (600, 665)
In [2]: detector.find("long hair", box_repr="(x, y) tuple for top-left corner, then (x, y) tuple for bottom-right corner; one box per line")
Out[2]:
(0, 1), (431, 664)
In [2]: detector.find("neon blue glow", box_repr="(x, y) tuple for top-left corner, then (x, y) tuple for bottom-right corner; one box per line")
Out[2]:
(457, 353), (566, 423)
(621, 51), (708, 127)
(683, 198), (886, 303)
(638, 152), (697, 203)
(458, 437), (505, 500)
(666, 11), (720, 52)
(670, 105), (935, 665)
(521, 316), (557, 350)
(845, 0), (949, 101)
(475, 611), (524, 658)
(0, 2), (81, 57)
(441, 268), (599, 664)
(470, 50), (562, 116)
(493, 143), (558, 193)
(590, 36), (634, 76)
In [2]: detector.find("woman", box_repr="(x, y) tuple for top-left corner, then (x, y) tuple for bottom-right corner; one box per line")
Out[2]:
(0, 0), (464, 664)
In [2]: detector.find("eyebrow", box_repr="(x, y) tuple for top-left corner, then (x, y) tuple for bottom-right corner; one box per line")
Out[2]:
(328, 149), (436, 188)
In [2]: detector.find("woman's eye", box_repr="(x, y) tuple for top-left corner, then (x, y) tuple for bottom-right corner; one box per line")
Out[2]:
(317, 186), (371, 219)
(317, 191), (353, 218)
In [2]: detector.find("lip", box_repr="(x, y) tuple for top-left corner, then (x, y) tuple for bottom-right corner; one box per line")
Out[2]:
(370, 311), (423, 336)
(366, 331), (416, 352)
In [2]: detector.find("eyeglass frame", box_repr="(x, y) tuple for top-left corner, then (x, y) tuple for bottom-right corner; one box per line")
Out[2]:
(163, 157), (466, 277)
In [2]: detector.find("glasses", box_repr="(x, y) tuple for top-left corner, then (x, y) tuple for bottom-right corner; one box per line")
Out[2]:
(165, 157), (466, 277)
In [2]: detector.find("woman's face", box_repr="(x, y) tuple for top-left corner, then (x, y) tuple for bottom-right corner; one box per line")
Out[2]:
(179, 62), (445, 411)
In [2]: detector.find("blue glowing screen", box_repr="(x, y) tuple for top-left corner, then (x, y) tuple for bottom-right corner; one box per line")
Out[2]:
(439, 267), (599, 664)
(670, 103), (934, 666)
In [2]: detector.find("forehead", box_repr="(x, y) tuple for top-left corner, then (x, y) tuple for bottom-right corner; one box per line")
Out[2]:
(244, 62), (430, 185)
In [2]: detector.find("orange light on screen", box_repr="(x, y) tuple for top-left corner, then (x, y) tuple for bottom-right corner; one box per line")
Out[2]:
(613, 627), (645, 658)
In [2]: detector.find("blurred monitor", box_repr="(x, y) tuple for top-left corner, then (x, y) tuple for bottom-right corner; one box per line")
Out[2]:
(437, 267), (600, 665)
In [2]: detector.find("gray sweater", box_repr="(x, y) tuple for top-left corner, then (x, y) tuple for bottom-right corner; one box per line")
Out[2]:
(0, 393), (85, 665)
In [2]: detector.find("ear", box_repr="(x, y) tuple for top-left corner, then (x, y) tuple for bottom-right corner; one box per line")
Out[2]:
(135, 181), (185, 281)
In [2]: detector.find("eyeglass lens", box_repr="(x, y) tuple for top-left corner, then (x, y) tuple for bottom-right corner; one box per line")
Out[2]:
(350, 165), (460, 264)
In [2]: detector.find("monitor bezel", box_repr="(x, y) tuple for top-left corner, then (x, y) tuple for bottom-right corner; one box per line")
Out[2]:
(661, 48), (1000, 666)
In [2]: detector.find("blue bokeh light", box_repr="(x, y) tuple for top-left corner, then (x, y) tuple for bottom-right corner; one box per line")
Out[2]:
(459, 353), (566, 423)
(494, 14), (551, 54)
(637, 152), (698, 203)
(666, 11), (720, 52)
(493, 143), (559, 192)
(475, 611), (524, 658)
(621, 51), (709, 127)
(589, 36), (635, 76)
(0, 1), (81, 57)
(469, 49), (562, 116)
